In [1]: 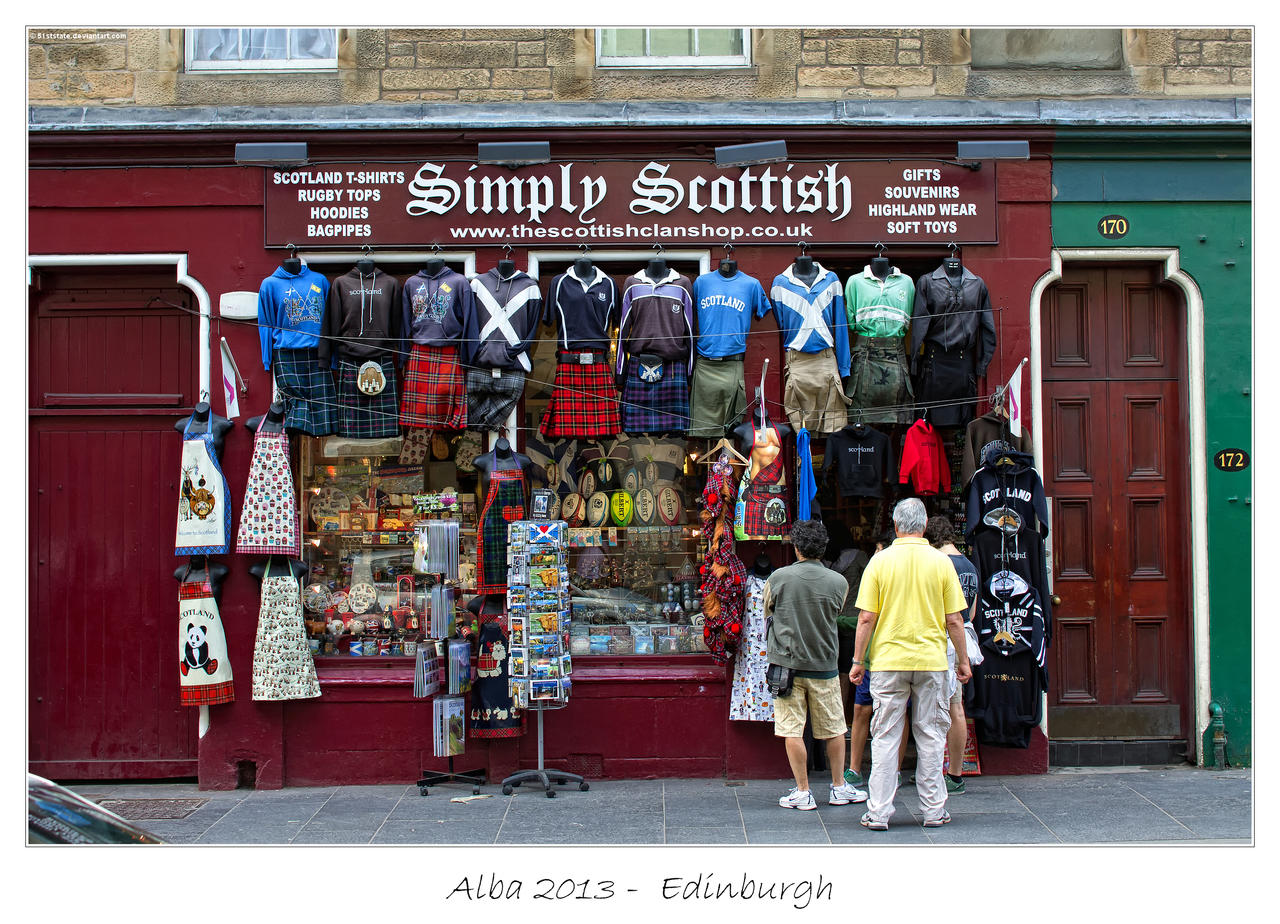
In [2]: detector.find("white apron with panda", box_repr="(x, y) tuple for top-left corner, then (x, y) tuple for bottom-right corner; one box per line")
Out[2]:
(178, 566), (235, 706)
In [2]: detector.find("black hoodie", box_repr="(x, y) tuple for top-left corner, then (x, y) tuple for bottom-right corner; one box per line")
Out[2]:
(964, 446), (1048, 540)
(320, 267), (403, 365)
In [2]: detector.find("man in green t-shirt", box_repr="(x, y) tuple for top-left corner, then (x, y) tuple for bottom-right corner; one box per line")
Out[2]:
(850, 498), (971, 829)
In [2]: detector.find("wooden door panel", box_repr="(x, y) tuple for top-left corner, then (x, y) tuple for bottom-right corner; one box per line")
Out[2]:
(1043, 266), (1189, 741)
(29, 274), (198, 778)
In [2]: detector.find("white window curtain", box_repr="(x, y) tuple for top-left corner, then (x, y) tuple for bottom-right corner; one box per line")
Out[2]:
(188, 28), (336, 68)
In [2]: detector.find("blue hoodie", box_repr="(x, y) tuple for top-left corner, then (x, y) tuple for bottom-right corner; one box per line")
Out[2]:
(257, 265), (330, 370)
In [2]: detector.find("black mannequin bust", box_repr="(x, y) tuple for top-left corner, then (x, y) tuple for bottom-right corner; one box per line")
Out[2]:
(752, 553), (774, 578)
(355, 255), (376, 274)
(176, 401), (234, 456)
(282, 255), (302, 275)
(173, 557), (230, 602)
(466, 593), (506, 620)
(473, 437), (539, 489)
(943, 253), (963, 279)
(248, 556), (309, 584)
(792, 254), (818, 287)
(424, 258), (446, 276)
(718, 258), (737, 277)
(246, 401), (287, 434)
(647, 258), (668, 279)
(572, 256), (594, 279)
(497, 258), (518, 278)
(869, 255), (891, 281)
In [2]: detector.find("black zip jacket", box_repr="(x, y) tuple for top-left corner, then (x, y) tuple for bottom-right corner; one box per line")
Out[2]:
(910, 265), (997, 376)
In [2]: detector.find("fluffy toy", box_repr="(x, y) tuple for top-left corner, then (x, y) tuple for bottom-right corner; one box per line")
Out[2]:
(699, 455), (746, 664)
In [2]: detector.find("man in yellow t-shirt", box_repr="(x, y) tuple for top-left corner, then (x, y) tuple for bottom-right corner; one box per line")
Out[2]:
(850, 497), (971, 829)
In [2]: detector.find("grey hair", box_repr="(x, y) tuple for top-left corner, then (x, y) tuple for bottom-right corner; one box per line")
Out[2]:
(892, 497), (928, 535)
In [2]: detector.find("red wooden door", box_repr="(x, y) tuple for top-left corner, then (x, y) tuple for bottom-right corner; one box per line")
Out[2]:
(29, 268), (200, 779)
(1042, 266), (1191, 747)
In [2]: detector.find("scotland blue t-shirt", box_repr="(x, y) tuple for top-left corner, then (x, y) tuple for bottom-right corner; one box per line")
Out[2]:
(692, 270), (770, 359)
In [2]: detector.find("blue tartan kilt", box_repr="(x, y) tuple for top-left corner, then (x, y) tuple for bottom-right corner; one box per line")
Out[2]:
(621, 357), (690, 435)
(273, 347), (338, 436)
(336, 356), (401, 439)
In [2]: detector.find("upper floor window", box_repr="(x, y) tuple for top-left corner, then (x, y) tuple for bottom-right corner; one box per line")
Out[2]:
(596, 28), (750, 67)
(185, 28), (338, 72)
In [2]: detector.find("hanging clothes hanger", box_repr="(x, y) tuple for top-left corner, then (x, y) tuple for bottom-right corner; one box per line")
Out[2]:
(574, 242), (594, 279)
(698, 437), (749, 467)
(870, 241), (890, 280)
(719, 242), (737, 277)
(356, 243), (376, 274)
(282, 243), (302, 275)
(648, 242), (668, 279)
(497, 243), (516, 277)
(425, 243), (446, 276)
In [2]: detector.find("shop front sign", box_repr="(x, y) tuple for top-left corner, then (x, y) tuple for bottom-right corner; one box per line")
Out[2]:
(264, 160), (998, 248)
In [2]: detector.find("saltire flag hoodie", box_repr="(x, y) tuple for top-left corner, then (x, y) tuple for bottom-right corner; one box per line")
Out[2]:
(257, 264), (330, 370)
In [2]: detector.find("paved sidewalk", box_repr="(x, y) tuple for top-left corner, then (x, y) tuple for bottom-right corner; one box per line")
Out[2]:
(70, 766), (1251, 845)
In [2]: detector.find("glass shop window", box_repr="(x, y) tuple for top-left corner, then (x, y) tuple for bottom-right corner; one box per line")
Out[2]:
(298, 432), (483, 657)
(524, 257), (710, 657)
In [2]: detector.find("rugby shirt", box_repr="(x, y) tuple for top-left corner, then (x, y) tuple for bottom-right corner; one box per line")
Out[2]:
(764, 263), (851, 377)
(617, 268), (695, 374)
(844, 265), (914, 339)
(545, 266), (617, 353)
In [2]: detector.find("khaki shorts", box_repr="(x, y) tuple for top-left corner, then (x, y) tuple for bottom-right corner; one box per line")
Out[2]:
(783, 349), (849, 435)
(773, 675), (847, 740)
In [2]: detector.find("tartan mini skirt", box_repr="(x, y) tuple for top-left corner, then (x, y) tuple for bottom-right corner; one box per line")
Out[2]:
(539, 354), (622, 439)
(273, 347), (337, 435)
(336, 355), (400, 439)
(620, 356), (690, 435)
(400, 343), (467, 431)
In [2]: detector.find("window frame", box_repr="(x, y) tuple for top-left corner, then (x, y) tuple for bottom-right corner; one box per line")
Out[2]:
(595, 27), (751, 69)
(184, 27), (339, 73)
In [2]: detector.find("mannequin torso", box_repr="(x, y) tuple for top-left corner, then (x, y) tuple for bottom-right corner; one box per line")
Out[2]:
(175, 402), (233, 456)
(246, 401), (287, 434)
(173, 558), (230, 602)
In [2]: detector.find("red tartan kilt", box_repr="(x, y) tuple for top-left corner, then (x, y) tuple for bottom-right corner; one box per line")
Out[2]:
(539, 360), (622, 439)
(400, 343), (467, 430)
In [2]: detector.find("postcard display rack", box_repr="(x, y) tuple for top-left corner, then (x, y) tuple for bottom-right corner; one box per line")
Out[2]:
(501, 521), (589, 797)
(415, 519), (487, 796)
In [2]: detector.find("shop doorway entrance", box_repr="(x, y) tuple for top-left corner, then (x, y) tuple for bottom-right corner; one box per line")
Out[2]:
(1040, 264), (1192, 764)
(29, 268), (201, 779)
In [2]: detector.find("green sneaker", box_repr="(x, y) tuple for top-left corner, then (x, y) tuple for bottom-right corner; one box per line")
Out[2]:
(843, 769), (864, 787)
(946, 776), (966, 794)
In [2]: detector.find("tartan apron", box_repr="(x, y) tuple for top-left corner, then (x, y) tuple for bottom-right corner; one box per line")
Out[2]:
(175, 414), (231, 556)
(251, 562), (320, 702)
(475, 468), (527, 594)
(469, 617), (525, 738)
(178, 565), (235, 706)
(235, 416), (300, 557)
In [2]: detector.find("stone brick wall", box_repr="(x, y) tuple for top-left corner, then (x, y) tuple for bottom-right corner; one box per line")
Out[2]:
(26, 27), (1251, 107)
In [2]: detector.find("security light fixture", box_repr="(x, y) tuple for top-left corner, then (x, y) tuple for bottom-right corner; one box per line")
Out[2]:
(714, 140), (788, 168)
(234, 142), (310, 166)
(957, 141), (1030, 160)
(477, 142), (552, 167)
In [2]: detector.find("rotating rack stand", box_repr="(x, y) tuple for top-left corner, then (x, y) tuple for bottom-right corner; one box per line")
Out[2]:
(500, 705), (588, 798)
(418, 757), (486, 796)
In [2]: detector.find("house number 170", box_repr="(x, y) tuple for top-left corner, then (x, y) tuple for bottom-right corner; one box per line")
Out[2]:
(1098, 215), (1130, 239)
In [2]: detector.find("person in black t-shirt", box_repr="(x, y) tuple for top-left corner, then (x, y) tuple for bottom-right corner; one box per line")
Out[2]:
(925, 516), (978, 794)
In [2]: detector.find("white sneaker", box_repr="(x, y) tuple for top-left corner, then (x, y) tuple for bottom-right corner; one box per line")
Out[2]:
(829, 782), (868, 805)
(779, 788), (817, 810)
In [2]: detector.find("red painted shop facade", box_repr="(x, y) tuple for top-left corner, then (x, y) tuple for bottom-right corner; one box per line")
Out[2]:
(29, 124), (1053, 788)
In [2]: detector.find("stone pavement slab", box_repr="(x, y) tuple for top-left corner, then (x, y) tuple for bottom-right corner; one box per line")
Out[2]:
(65, 766), (1251, 846)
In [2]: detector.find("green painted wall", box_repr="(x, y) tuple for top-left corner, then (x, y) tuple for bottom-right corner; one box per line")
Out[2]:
(1051, 137), (1251, 766)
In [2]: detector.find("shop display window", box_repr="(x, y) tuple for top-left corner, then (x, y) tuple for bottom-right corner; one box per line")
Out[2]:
(522, 260), (710, 657)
